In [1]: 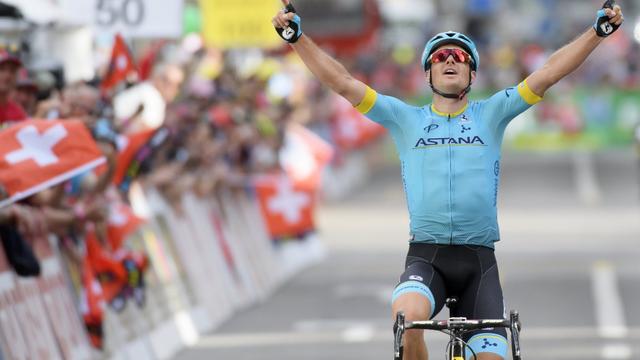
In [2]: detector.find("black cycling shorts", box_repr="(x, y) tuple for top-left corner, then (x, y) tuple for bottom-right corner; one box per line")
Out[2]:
(392, 243), (508, 357)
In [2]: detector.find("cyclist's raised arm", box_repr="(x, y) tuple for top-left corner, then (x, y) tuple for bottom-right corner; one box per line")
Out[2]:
(271, 0), (366, 107)
(525, 0), (623, 97)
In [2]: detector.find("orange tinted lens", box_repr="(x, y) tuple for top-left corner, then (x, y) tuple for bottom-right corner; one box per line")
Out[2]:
(430, 49), (470, 64)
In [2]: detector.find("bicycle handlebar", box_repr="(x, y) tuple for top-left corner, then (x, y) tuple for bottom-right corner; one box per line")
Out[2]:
(406, 318), (511, 331)
(393, 310), (522, 360)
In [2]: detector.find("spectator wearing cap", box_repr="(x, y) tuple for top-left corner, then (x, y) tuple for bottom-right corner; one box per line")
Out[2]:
(13, 69), (38, 116)
(0, 50), (27, 125)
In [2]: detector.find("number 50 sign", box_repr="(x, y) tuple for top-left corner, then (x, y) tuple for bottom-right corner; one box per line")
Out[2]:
(96, 0), (183, 37)
(63, 0), (183, 38)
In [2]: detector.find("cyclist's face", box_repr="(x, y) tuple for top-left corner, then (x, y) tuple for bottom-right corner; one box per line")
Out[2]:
(427, 45), (476, 94)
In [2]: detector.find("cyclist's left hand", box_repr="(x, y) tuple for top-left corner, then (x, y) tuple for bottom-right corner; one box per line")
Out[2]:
(594, 0), (624, 37)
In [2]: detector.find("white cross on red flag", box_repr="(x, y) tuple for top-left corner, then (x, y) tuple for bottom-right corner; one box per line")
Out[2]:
(331, 94), (386, 150)
(101, 34), (138, 92)
(279, 124), (334, 191)
(254, 174), (316, 239)
(112, 129), (155, 185)
(107, 200), (145, 250)
(0, 120), (106, 207)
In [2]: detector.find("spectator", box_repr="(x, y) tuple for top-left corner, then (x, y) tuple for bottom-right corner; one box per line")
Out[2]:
(13, 70), (39, 116)
(0, 50), (27, 125)
(62, 83), (101, 128)
(113, 63), (185, 133)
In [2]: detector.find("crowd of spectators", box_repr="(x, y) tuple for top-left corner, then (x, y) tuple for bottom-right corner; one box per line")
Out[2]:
(0, 24), (637, 267)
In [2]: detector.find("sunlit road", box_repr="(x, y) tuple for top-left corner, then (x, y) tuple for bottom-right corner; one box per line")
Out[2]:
(176, 149), (640, 360)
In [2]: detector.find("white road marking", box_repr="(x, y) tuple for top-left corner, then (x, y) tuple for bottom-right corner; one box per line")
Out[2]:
(602, 344), (633, 359)
(591, 261), (628, 339)
(333, 283), (394, 304)
(591, 261), (632, 359)
(341, 325), (374, 343)
(572, 150), (601, 205)
(192, 326), (640, 349)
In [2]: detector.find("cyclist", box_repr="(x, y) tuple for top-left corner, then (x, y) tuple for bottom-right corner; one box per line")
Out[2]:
(272, 1), (624, 359)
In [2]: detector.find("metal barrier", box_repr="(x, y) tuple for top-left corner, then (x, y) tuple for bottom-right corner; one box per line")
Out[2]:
(0, 183), (325, 360)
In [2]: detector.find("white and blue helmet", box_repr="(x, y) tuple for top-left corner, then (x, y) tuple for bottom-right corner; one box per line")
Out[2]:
(421, 31), (480, 72)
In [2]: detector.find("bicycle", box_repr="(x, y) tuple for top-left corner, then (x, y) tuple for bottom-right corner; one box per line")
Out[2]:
(393, 298), (522, 360)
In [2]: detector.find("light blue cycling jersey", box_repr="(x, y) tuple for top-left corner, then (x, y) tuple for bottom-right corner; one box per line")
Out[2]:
(356, 81), (542, 248)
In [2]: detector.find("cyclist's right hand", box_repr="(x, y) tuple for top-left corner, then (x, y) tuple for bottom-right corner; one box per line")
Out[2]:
(272, 0), (303, 43)
(593, 0), (623, 37)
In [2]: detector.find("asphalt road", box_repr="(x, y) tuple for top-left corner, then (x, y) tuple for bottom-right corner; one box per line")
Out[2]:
(175, 149), (640, 360)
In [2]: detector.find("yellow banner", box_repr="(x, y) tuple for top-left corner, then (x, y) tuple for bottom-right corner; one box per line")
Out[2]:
(200, 0), (283, 49)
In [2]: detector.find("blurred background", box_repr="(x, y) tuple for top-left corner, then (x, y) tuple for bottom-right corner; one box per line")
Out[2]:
(0, 0), (638, 359)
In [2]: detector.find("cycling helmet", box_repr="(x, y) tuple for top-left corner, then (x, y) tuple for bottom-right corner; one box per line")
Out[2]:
(421, 31), (479, 72)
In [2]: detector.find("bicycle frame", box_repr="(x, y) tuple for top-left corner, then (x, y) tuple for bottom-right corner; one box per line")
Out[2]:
(394, 310), (522, 360)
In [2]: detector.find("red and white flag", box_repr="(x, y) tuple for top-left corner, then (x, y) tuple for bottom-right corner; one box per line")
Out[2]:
(101, 34), (138, 92)
(254, 174), (316, 238)
(0, 120), (105, 207)
(107, 200), (145, 250)
(331, 94), (386, 150)
(279, 124), (334, 191)
(112, 129), (155, 185)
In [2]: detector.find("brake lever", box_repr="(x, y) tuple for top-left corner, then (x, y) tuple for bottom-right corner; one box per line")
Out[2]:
(394, 312), (405, 360)
(510, 310), (522, 360)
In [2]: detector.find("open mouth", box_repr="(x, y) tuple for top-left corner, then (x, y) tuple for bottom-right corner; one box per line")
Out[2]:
(443, 68), (458, 75)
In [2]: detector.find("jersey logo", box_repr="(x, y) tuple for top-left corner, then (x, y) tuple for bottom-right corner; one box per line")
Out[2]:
(458, 115), (472, 133)
(282, 27), (295, 40)
(459, 114), (471, 124)
(414, 136), (486, 148)
(600, 22), (613, 35)
(424, 124), (439, 133)
(481, 338), (500, 349)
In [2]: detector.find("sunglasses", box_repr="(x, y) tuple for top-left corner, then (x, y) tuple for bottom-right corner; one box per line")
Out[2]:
(429, 48), (472, 65)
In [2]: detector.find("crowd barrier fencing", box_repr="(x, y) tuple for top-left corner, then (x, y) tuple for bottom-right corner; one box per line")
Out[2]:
(0, 182), (327, 360)
(0, 235), (93, 360)
(0, 140), (385, 360)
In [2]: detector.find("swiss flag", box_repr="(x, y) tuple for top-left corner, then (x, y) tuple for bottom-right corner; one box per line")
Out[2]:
(0, 120), (105, 207)
(101, 34), (138, 92)
(112, 129), (155, 185)
(85, 232), (127, 303)
(331, 94), (386, 150)
(254, 174), (316, 239)
(80, 255), (106, 349)
(107, 200), (145, 250)
(279, 124), (334, 191)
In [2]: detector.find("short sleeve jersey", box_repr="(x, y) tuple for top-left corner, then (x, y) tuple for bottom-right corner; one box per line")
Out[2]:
(356, 81), (542, 248)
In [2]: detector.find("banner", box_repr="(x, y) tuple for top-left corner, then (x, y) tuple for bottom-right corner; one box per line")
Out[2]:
(61, 0), (184, 38)
(0, 120), (106, 208)
(200, 0), (282, 49)
(506, 87), (639, 150)
(0, 237), (92, 359)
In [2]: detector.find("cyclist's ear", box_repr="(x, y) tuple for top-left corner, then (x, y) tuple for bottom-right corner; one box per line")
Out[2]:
(471, 70), (477, 83)
(425, 69), (431, 83)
